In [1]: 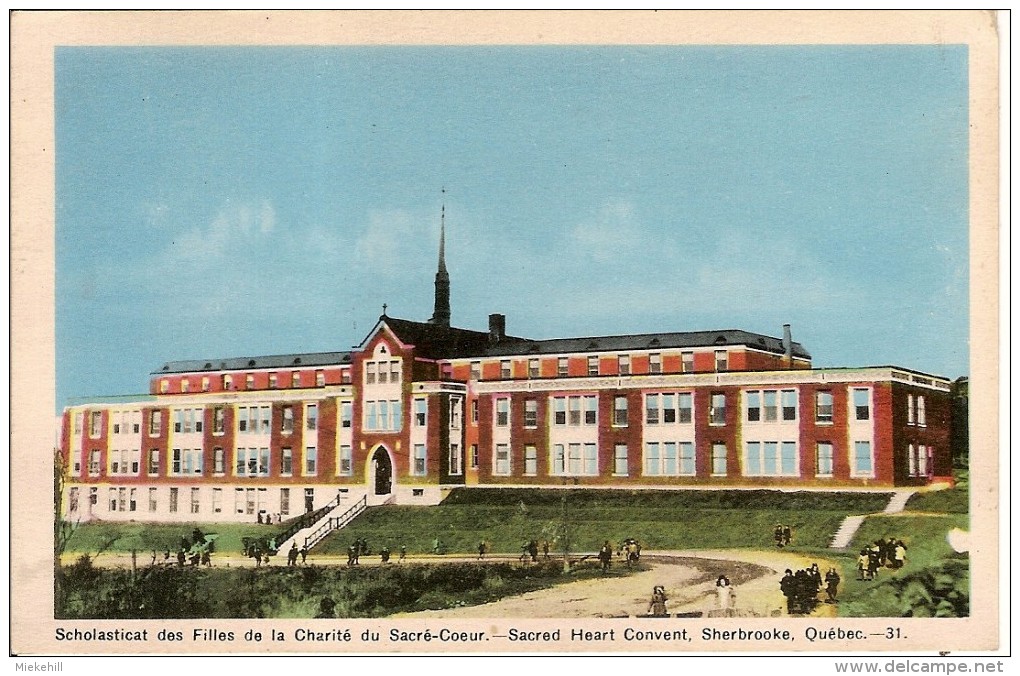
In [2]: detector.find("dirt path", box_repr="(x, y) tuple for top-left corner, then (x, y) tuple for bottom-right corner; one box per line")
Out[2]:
(396, 549), (840, 619)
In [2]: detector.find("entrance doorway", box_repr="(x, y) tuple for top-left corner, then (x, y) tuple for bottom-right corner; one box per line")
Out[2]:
(370, 448), (393, 495)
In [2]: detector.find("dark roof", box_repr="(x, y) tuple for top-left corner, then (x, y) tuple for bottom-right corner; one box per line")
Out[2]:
(153, 319), (810, 375)
(154, 351), (353, 375)
(381, 317), (810, 360)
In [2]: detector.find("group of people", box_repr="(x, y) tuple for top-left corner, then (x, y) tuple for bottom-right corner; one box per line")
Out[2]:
(773, 524), (794, 548)
(780, 563), (840, 614)
(163, 528), (215, 567)
(857, 537), (907, 580)
(517, 539), (551, 562)
(256, 512), (283, 525)
(618, 538), (642, 567)
(286, 542), (309, 566)
(347, 538), (405, 566)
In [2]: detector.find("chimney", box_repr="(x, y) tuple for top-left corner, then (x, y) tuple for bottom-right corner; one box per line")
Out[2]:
(489, 313), (506, 344)
(782, 324), (793, 361)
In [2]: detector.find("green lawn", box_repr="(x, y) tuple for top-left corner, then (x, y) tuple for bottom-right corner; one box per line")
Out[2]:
(816, 513), (970, 617)
(61, 520), (284, 555)
(317, 488), (891, 556)
(904, 472), (970, 514)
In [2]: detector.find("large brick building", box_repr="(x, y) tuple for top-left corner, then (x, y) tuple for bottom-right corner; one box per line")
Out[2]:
(58, 218), (953, 523)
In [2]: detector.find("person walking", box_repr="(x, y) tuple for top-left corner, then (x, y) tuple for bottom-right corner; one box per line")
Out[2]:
(300, 545), (308, 564)
(399, 544), (407, 562)
(780, 569), (796, 614)
(824, 567), (841, 603)
(716, 575), (734, 612)
(477, 540), (486, 560)
(287, 543), (299, 567)
(598, 541), (613, 574)
(647, 586), (668, 617)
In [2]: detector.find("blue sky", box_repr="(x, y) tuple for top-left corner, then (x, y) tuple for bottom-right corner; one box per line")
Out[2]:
(56, 46), (969, 407)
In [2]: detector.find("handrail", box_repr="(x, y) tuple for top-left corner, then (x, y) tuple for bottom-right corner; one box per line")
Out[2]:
(303, 495), (368, 550)
(273, 493), (342, 547)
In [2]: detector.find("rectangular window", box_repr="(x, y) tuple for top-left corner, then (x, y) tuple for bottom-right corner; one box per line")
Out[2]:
(745, 441), (760, 475)
(293, 371), (302, 388)
(681, 351), (694, 373)
(712, 443), (727, 476)
(853, 388), (871, 421)
(710, 393), (726, 425)
(583, 443), (598, 475)
(365, 401), (378, 430)
(470, 361), (481, 380)
(500, 360), (512, 379)
(673, 442), (692, 475)
(213, 448), (224, 474)
(280, 488), (290, 516)
(339, 445), (352, 475)
(88, 449), (101, 476)
(222, 374), (233, 390)
(715, 350), (728, 371)
(169, 487), (178, 513)
(557, 357), (568, 376)
(471, 399), (479, 424)
(763, 390), (778, 422)
(73, 412), (83, 435)
(245, 374), (254, 390)
(190, 488), (200, 514)
(304, 447), (317, 476)
(181, 379), (189, 393)
(282, 406), (294, 434)
(213, 406), (225, 434)
(449, 444), (462, 475)
(568, 443), (582, 474)
(917, 396), (926, 426)
(763, 441), (778, 475)
(496, 398), (510, 426)
(306, 403), (318, 431)
(816, 391), (834, 424)
(315, 370), (325, 387)
(147, 449), (158, 476)
(108, 488), (116, 512)
(469, 444), (479, 469)
(853, 440), (873, 476)
(649, 353), (661, 374)
(614, 443), (628, 475)
(527, 358), (539, 378)
(129, 488), (137, 512)
(160, 379), (169, 394)
(148, 488), (157, 512)
(341, 370), (351, 384)
(71, 450), (82, 476)
(587, 355), (599, 376)
(678, 393), (693, 423)
(524, 399), (538, 428)
(907, 393), (915, 425)
(747, 391), (761, 422)
(450, 398), (462, 429)
(341, 401), (352, 428)
(268, 372), (278, 389)
(552, 444), (565, 475)
(781, 390), (798, 421)
(662, 393), (676, 423)
(613, 396), (628, 426)
(89, 411), (102, 438)
(212, 488), (222, 514)
(412, 444), (426, 476)
(524, 445), (538, 475)
(494, 444), (510, 475)
(816, 442), (834, 477)
(584, 396), (597, 425)
(68, 487), (79, 513)
(568, 397), (581, 425)
(553, 397), (566, 425)
(646, 394), (660, 425)
(366, 362), (377, 384)
(644, 442), (661, 476)
(618, 354), (630, 375)
(414, 398), (427, 427)
(390, 360), (401, 383)
(663, 442), (677, 475)
(780, 441), (797, 475)
(281, 447), (292, 476)
(149, 410), (162, 436)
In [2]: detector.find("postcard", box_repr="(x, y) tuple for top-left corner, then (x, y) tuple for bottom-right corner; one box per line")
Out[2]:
(10, 10), (1002, 658)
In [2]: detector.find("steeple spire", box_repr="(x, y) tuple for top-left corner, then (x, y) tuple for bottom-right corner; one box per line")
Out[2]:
(429, 188), (451, 327)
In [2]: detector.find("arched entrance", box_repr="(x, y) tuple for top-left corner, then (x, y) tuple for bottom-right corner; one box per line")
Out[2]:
(370, 447), (393, 496)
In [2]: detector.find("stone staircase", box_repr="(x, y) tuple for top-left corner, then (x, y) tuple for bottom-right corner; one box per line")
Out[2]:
(828, 490), (917, 549)
(277, 494), (368, 553)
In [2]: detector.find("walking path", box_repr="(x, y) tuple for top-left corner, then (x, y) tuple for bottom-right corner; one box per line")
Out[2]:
(829, 490), (917, 549)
